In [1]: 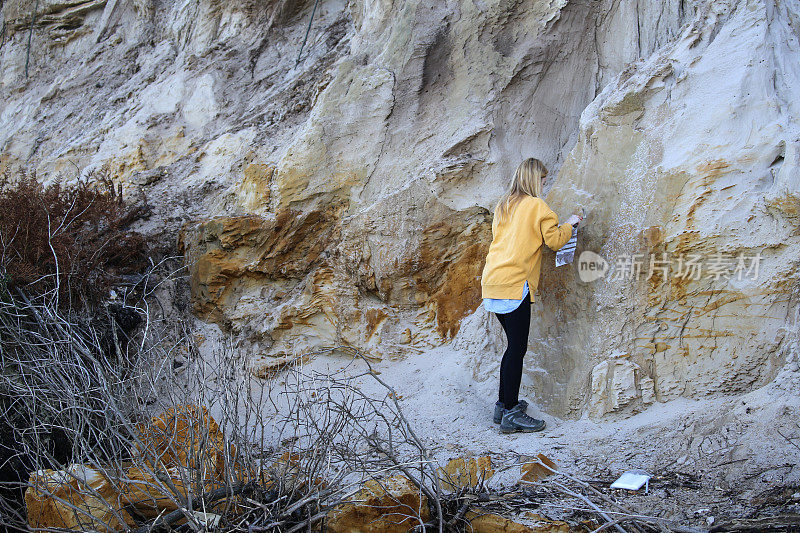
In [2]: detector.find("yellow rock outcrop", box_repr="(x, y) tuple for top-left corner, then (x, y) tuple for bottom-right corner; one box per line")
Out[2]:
(326, 476), (430, 533)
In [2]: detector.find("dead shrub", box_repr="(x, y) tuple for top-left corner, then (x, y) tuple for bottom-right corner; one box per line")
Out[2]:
(0, 173), (148, 309)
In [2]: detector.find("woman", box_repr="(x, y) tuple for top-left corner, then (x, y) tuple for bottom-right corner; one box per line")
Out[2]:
(481, 158), (582, 434)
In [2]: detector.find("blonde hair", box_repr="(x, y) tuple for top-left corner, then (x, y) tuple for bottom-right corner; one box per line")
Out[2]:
(495, 158), (547, 222)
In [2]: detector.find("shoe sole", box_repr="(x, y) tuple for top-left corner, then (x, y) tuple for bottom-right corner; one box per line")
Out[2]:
(500, 420), (546, 434)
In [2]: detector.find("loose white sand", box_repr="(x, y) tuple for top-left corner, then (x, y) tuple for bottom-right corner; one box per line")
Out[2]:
(192, 316), (800, 524)
(264, 338), (800, 523)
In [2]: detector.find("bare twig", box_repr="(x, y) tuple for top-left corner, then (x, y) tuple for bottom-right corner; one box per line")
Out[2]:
(775, 427), (800, 453)
(133, 481), (256, 533)
(25, 0), (39, 78)
(295, 0), (320, 66)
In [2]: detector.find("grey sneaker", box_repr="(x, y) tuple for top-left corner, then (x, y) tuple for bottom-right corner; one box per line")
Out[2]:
(500, 403), (546, 433)
(493, 399), (528, 424)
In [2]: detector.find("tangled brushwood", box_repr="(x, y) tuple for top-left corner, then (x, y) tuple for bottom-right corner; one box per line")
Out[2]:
(0, 173), (148, 310)
(0, 278), (444, 532)
(0, 174), (448, 532)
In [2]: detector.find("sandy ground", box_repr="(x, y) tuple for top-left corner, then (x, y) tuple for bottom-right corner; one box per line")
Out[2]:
(184, 304), (800, 529)
(246, 338), (800, 528)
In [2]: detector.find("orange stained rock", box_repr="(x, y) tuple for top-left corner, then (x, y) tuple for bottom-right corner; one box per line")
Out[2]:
(326, 476), (430, 533)
(696, 159), (731, 178)
(178, 206), (344, 319)
(466, 510), (572, 533)
(413, 210), (492, 339)
(135, 405), (228, 482)
(120, 465), (189, 519)
(520, 453), (557, 483)
(365, 307), (389, 340)
(25, 466), (135, 531)
(438, 456), (494, 492)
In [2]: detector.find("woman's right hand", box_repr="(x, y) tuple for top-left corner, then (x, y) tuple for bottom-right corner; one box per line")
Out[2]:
(565, 214), (582, 227)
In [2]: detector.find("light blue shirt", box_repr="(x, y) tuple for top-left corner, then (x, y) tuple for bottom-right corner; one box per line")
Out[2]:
(483, 281), (529, 314)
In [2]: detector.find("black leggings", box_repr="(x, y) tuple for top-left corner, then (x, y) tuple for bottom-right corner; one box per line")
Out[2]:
(494, 296), (531, 410)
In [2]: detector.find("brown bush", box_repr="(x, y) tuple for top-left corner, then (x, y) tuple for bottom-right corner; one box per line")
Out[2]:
(0, 174), (148, 309)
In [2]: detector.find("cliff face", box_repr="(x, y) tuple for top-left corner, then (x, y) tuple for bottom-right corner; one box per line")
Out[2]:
(498, 1), (800, 417)
(1, 0), (798, 417)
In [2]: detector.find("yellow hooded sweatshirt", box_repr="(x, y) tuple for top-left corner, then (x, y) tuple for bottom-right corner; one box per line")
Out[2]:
(481, 195), (574, 302)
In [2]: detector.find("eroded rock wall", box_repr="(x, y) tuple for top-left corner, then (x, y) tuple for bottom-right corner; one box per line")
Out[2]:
(1, 0), (798, 417)
(477, 0), (800, 417)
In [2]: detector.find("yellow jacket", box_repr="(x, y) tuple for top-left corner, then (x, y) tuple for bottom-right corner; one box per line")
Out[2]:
(481, 195), (574, 302)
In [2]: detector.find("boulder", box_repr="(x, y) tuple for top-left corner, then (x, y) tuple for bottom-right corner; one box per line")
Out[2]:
(134, 404), (228, 481)
(326, 475), (430, 533)
(120, 465), (189, 519)
(25, 406), (245, 528)
(126, 405), (234, 517)
(25, 465), (134, 532)
(438, 456), (494, 492)
(520, 454), (557, 483)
